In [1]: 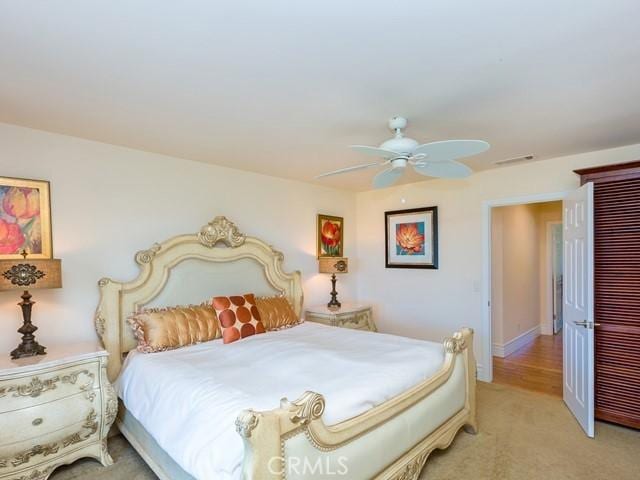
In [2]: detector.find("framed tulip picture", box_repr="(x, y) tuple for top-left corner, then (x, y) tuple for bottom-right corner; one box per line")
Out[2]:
(317, 214), (344, 258)
(0, 177), (52, 260)
(385, 206), (438, 269)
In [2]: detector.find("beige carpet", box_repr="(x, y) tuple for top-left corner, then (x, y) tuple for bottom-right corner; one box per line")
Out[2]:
(51, 382), (640, 480)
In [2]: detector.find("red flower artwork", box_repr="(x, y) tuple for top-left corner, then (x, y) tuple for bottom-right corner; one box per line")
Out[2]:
(320, 220), (342, 256)
(395, 222), (425, 255)
(0, 183), (45, 256)
(0, 219), (25, 254)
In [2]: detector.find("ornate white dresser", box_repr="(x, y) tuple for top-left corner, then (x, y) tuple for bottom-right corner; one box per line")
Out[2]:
(304, 304), (377, 332)
(0, 342), (116, 480)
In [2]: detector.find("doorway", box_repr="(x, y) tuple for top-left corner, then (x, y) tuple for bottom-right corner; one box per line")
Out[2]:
(489, 200), (564, 396)
(481, 186), (596, 436)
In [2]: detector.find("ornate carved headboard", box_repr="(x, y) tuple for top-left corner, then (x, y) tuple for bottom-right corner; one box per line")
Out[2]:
(95, 216), (303, 381)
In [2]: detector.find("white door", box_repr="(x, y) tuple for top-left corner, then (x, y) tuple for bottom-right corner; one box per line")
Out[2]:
(563, 182), (595, 437)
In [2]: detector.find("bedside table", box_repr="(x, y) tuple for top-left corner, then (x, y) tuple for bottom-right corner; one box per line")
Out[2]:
(0, 342), (117, 480)
(305, 304), (377, 332)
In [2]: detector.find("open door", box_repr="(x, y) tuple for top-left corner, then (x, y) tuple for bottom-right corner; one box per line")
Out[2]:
(563, 182), (595, 437)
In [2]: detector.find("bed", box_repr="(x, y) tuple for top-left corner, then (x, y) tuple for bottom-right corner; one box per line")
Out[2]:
(95, 216), (477, 480)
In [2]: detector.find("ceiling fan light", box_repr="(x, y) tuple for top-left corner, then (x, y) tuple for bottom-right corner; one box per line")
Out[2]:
(379, 137), (419, 154)
(391, 158), (408, 169)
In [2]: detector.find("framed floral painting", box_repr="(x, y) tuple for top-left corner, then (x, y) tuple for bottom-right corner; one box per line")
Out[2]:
(385, 207), (438, 269)
(317, 214), (344, 258)
(0, 177), (52, 259)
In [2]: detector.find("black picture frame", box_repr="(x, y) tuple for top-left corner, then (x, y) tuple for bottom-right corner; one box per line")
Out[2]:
(385, 206), (438, 269)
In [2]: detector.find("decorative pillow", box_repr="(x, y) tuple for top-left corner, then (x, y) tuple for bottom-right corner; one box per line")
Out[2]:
(255, 296), (300, 331)
(212, 293), (266, 344)
(128, 304), (221, 353)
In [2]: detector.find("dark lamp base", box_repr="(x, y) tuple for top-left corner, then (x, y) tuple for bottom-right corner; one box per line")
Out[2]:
(10, 290), (47, 360)
(327, 273), (342, 310)
(11, 341), (46, 360)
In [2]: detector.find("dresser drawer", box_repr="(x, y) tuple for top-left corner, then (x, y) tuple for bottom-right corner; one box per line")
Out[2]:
(0, 407), (100, 473)
(305, 304), (378, 332)
(0, 361), (100, 413)
(0, 389), (100, 448)
(333, 311), (372, 330)
(306, 308), (375, 332)
(338, 316), (370, 330)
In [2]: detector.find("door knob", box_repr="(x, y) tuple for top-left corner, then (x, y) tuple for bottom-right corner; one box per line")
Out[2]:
(574, 320), (599, 329)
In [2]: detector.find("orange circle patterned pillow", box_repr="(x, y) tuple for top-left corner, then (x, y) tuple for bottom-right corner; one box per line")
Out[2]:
(212, 293), (266, 344)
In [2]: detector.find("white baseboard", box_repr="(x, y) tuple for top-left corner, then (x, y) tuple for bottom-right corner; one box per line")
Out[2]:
(492, 344), (506, 358)
(492, 325), (541, 358)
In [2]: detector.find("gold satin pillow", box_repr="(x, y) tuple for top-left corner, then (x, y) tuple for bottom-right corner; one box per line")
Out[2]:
(129, 305), (221, 353)
(255, 296), (300, 331)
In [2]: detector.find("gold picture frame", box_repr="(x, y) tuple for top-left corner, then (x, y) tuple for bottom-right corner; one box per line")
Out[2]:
(317, 214), (344, 258)
(0, 176), (53, 259)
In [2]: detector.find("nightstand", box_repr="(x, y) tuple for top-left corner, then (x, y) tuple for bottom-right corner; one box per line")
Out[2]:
(305, 304), (376, 332)
(0, 342), (117, 480)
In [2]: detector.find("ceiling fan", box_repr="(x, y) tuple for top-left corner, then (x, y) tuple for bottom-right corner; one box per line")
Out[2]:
(316, 117), (490, 188)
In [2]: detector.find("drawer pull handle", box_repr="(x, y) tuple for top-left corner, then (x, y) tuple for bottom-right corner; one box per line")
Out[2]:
(32, 418), (43, 426)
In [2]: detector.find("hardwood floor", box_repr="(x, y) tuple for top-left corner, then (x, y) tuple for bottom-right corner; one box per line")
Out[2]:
(493, 332), (563, 397)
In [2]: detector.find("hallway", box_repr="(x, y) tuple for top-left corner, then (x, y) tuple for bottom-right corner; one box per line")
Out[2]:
(493, 333), (563, 397)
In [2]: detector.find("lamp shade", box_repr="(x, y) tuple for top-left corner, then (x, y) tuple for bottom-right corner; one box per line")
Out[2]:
(0, 258), (62, 291)
(319, 257), (348, 274)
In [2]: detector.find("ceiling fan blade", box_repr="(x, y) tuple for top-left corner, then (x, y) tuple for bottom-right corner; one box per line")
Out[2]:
(413, 160), (472, 179)
(413, 140), (489, 162)
(315, 162), (383, 179)
(373, 167), (404, 189)
(350, 145), (400, 159)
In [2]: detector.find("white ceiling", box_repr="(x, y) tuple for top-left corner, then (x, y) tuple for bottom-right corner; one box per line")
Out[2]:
(1, 1), (640, 191)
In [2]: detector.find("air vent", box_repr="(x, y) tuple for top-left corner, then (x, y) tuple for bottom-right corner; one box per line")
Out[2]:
(494, 154), (535, 166)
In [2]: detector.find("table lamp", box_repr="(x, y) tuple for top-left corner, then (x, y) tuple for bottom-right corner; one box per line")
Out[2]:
(319, 257), (348, 310)
(0, 250), (62, 359)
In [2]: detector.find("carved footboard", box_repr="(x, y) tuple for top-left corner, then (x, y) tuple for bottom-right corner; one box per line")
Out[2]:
(236, 328), (477, 480)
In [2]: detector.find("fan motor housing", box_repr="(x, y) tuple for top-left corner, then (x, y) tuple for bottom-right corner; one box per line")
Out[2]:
(380, 137), (419, 154)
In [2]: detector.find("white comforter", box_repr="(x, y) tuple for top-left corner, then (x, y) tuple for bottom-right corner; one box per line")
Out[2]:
(115, 322), (445, 480)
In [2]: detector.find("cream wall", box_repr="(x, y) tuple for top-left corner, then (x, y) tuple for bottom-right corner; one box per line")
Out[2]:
(490, 208), (504, 347)
(536, 202), (563, 335)
(0, 123), (357, 353)
(491, 204), (541, 347)
(355, 143), (640, 379)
